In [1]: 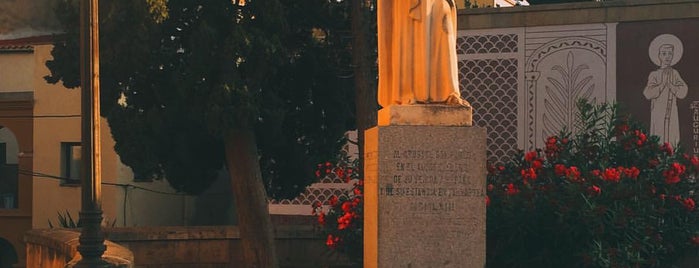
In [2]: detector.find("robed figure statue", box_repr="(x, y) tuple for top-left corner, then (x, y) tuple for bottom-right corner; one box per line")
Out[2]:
(377, 0), (470, 108)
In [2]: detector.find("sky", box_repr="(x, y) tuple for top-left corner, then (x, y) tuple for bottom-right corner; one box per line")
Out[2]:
(0, 0), (61, 39)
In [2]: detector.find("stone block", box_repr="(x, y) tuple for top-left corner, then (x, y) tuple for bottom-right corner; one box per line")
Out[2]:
(364, 125), (486, 268)
(378, 105), (472, 127)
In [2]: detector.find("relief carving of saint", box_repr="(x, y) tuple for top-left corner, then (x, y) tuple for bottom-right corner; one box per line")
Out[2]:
(643, 34), (688, 145)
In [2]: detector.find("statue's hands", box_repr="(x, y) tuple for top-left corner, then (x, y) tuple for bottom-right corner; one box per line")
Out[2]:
(661, 69), (670, 89)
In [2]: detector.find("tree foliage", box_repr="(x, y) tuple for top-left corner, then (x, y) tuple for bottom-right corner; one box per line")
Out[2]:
(45, 0), (356, 198)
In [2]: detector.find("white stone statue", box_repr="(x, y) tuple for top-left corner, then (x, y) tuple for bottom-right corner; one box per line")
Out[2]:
(643, 34), (688, 145)
(377, 0), (470, 108)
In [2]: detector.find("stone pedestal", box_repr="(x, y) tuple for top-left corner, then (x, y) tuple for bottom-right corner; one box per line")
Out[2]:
(364, 105), (486, 268)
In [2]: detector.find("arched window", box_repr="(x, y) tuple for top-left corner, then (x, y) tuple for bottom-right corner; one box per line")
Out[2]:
(0, 238), (17, 268)
(0, 127), (19, 209)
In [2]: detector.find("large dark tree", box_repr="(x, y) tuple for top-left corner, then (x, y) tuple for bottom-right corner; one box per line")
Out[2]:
(351, 0), (378, 171)
(45, 0), (355, 266)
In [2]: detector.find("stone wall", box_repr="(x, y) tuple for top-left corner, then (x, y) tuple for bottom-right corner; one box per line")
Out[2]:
(103, 226), (356, 268)
(24, 229), (133, 268)
(455, 0), (699, 164)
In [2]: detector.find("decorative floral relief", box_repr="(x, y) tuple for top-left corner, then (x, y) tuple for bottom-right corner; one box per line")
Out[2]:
(543, 51), (595, 136)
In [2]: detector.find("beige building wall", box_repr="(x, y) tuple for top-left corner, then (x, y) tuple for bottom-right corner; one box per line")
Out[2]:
(0, 51), (33, 92)
(31, 44), (91, 227)
(30, 44), (196, 228)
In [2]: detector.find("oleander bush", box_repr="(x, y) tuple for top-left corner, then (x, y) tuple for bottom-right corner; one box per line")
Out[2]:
(486, 100), (699, 267)
(312, 151), (363, 263)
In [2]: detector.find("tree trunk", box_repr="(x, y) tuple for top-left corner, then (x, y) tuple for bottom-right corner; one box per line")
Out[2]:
(351, 0), (377, 168)
(224, 128), (279, 268)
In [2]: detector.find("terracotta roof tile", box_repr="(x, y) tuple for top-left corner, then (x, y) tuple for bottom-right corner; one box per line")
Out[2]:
(0, 35), (55, 51)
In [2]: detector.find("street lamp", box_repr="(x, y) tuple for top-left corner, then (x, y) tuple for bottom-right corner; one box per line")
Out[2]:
(75, 0), (108, 266)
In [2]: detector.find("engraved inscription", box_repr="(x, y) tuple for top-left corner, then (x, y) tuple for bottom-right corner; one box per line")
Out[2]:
(381, 149), (483, 196)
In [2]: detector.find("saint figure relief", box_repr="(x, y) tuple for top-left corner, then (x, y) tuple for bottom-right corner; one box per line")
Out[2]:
(377, 0), (470, 108)
(643, 34), (688, 145)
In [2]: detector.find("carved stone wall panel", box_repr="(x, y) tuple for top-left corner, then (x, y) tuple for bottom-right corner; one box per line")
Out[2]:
(522, 24), (617, 149)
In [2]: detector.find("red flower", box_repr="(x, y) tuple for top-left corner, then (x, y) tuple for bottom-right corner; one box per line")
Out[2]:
(486, 196), (491, 207)
(337, 212), (353, 230)
(566, 166), (582, 181)
(487, 184), (494, 192)
(352, 197), (361, 207)
(588, 185), (601, 196)
(635, 130), (647, 146)
(341, 201), (352, 212)
(617, 124), (630, 133)
(487, 164), (496, 175)
(692, 155), (699, 169)
(326, 234), (340, 248)
(545, 136), (559, 156)
(648, 158), (660, 168)
(622, 166), (640, 179)
(663, 163), (686, 184)
(661, 142), (674, 155)
(353, 187), (362, 196)
(524, 151), (538, 162)
(591, 169), (601, 177)
(329, 195), (339, 206)
(532, 159), (543, 170)
(554, 164), (567, 177)
(317, 212), (326, 225)
(505, 183), (519, 195)
(521, 168), (537, 182)
(683, 198), (696, 211)
(334, 168), (345, 179)
(691, 236), (699, 246)
(602, 167), (621, 183)
(315, 170), (322, 178)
